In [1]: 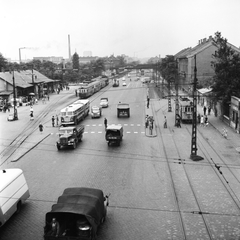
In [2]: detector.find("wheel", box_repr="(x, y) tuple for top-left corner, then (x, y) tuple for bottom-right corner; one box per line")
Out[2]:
(57, 144), (61, 150)
(16, 201), (21, 213)
(108, 141), (110, 146)
(73, 141), (76, 149)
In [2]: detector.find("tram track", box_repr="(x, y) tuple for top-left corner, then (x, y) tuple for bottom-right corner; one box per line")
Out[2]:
(149, 97), (240, 238)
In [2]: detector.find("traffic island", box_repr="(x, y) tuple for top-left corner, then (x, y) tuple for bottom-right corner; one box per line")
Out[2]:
(145, 104), (157, 137)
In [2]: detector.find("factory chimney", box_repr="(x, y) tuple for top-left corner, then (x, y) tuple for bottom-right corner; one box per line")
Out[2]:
(68, 34), (71, 61)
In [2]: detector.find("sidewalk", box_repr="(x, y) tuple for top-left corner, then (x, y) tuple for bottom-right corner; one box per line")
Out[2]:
(0, 86), (79, 165)
(151, 85), (240, 153)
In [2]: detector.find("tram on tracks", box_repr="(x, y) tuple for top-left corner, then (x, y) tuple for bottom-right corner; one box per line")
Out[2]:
(179, 97), (193, 123)
(78, 76), (109, 99)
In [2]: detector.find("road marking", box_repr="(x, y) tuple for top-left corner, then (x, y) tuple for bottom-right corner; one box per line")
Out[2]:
(98, 124), (103, 126)
(134, 132), (138, 133)
(124, 124), (128, 126)
(137, 124), (141, 126)
(126, 132), (131, 133)
(131, 124), (134, 126)
(92, 124), (96, 126)
(98, 132), (102, 133)
(84, 132), (88, 133)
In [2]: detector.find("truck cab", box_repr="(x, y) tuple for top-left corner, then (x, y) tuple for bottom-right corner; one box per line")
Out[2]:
(56, 126), (84, 150)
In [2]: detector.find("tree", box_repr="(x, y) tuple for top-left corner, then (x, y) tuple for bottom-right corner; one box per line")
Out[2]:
(160, 55), (177, 83)
(0, 53), (8, 71)
(72, 52), (80, 70)
(211, 31), (240, 115)
(92, 58), (105, 76)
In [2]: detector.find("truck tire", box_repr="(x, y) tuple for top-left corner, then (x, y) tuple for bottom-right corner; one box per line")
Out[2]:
(73, 141), (76, 149)
(57, 144), (61, 150)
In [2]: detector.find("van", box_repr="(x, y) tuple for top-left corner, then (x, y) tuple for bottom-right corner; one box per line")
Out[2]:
(0, 168), (30, 227)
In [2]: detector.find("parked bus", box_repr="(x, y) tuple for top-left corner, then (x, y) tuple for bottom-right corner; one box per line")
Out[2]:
(60, 99), (90, 126)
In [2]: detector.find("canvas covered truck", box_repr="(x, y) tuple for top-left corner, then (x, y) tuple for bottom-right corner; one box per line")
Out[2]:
(56, 125), (84, 150)
(117, 103), (130, 118)
(105, 125), (123, 146)
(44, 187), (109, 240)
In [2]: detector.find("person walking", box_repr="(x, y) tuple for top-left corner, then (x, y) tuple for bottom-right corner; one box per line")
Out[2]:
(39, 123), (43, 133)
(203, 105), (207, 115)
(163, 116), (167, 128)
(52, 116), (55, 127)
(197, 113), (201, 124)
(147, 96), (150, 108)
(200, 115), (204, 127)
(204, 115), (209, 127)
(30, 112), (34, 121)
(104, 118), (108, 129)
(56, 115), (59, 126)
(145, 115), (149, 128)
(208, 106), (211, 115)
(176, 114), (181, 128)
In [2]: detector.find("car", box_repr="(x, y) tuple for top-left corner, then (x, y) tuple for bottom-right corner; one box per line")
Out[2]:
(122, 77), (125, 81)
(91, 106), (102, 118)
(122, 82), (127, 86)
(7, 113), (15, 121)
(100, 98), (108, 108)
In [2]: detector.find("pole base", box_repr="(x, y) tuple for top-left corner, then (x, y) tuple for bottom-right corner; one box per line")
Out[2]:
(190, 154), (204, 161)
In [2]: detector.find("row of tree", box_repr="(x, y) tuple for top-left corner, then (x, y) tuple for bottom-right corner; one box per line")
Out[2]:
(0, 53), (130, 83)
(157, 32), (240, 115)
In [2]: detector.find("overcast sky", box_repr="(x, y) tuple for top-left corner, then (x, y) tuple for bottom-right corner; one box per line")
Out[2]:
(1, 0), (240, 62)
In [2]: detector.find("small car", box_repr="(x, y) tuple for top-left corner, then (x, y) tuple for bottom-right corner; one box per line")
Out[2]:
(7, 113), (15, 121)
(122, 82), (127, 86)
(100, 98), (108, 108)
(91, 106), (102, 118)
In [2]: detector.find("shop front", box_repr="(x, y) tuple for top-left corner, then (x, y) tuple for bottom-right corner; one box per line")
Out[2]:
(230, 96), (240, 133)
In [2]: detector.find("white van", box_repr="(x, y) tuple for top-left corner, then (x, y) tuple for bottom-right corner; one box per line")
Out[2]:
(0, 168), (30, 227)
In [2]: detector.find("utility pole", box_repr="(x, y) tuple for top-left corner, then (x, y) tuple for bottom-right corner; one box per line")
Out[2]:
(168, 79), (172, 112)
(12, 70), (18, 120)
(175, 59), (179, 126)
(190, 55), (203, 161)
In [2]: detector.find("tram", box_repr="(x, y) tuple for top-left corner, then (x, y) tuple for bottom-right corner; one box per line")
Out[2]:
(179, 97), (193, 123)
(78, 76), (109, 99)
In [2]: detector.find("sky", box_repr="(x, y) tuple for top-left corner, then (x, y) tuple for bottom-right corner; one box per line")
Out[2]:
(1, 0), (240, 62)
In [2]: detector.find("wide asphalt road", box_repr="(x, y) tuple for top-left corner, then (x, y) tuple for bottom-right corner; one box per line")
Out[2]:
(1, 73), (240, 239)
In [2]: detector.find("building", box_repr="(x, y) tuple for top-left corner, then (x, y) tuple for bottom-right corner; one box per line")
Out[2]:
(175, 36), (240, 93)
(33, 56), (63, 64)
(0, 70), (59, 103)
(83, 51), (92, 57)
(230, 96), (240, 133)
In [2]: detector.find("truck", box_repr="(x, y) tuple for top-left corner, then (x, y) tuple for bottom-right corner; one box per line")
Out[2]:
(43, 187), (109, 240)
(105, 124), (123, 146)
(0, 168), (30, 227)
(56, 125), (84, 150)
(117, 103), (130, 118)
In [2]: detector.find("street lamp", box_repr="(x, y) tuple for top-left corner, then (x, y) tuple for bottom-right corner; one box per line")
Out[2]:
(19, 47), (26, 63)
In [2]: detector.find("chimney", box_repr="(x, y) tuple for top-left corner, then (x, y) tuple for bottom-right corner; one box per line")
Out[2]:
(203, 38), (207, 43)
(209, 35), (212, 41)
(68, 34), (71, 60)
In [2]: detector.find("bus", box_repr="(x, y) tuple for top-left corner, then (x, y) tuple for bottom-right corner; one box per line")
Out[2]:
(60, 99), (90, 126)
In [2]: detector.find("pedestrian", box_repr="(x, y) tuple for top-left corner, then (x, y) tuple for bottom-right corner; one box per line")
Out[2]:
(208, 106), (211, 115)
(104, 118), (107, 129)
(149, 117), (154, 129)
(203, 105), (207, 115)
(30, 112), (34, 121)
(145, 115), (149, 128)
(75, 89), (77, 97)
(147, 96), (150, 108)
(56, 115), (59, 126)
(200, 115), (204, 127)
(30, 106), (33, 115)
(47, 95), (50, 101)
(197, 113), (201, 124)
(204, 115), (208, 127)
(176, 114), (181, 128)
(163, 116), (167, 128)
(52, 116), (55, 127)
(39, 123), (43, 133)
